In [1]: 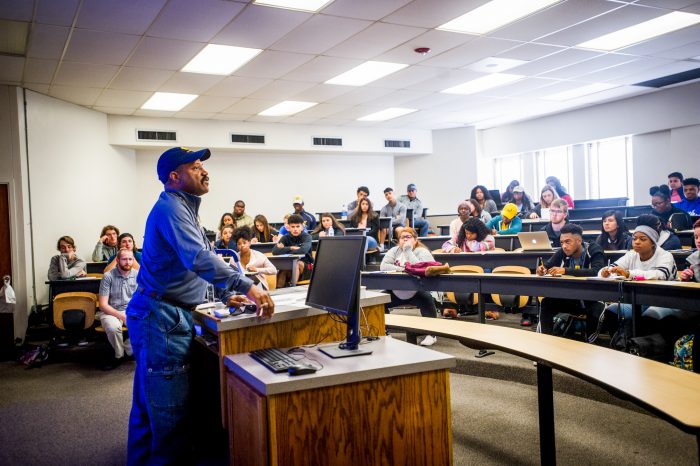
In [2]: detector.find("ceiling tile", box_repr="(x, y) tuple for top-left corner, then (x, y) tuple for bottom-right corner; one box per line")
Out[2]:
(290, 83), (355, 102)
(420, 37), (521, 69)
(375, 29), (476, 65)
(24, 58), (58, 84)
(368, 65), (447, 89)
(158, 72), (226, 94)
(650, 40), (700, 60)
(93, 106), (135, 115)
(324, 22), (427, 60)
(481, 77), (561, 97)
(321, 0), (412, 20)
(213, 4), (312, 49)
(235, 50), (315, 79)
(280, 116), (320, 125)
(247, 80), (317, 100)
(94, 89), (152, 108)
(173, 111), (217, 119)
(508, 48), (602, 76)
(210, 113), (250, 121)
(147, 0), (245, 42)
(0, 55), (24, 82)
(325, 86), (397, 106)
(488, 0), (620, 42)
(539, 53), (638, 79)
(538, 4), (665, 48)
(516, 80), (595, 99)
(108, 67), (175, 91)
(577, 56), (673, 81)
(635, 0), (700, 8)
(27, 24), (70, 59)
(401, 92), (460, 110)
(204, 75), (273, 97)
(77, 0), (168, 35)
(182, 95), (240, 113)
(405, 68), (485, 92)
(36, 0), (80, 26)
(0, 0), (34, 21)
(223, 98), (279, 114)
(366, 89), (433, 107)
(245, 114), (287, 123)
(269, 14), (371, 55)
(316, 117), (353, 126)
(126, 37), (205, 70)
(615, 60), (700, 84)
(133, 109), (177, 117)
(618, 24), (700, 56)
(25, 83), (50, 94)
(383, 0), (488, 29)
(295, 103), (350, 118)
(281, 55), (363, 83)
(53, 62), (120, 87)
(64, 29), (140, 65)
(49, 85), (102, 105)
(497, 42), (566, 61)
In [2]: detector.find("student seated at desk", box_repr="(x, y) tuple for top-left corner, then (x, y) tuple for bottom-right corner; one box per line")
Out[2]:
(349, 198), (380, 251)
(486, 203), (522, 235)
(311, 213), (345, 239)
(595, 210), (632, 251)
(448, 201), (472, 243)
(252, 214), (278, 243)
(92, 224), (120, 262)
(443, 218), (494, 253)
(380, 227), (438, 346)
(104, 233), (142, 273)
(668, 171), (685, 203)
(214, 224), (237, 251)
(599, 225), (677, 340)
(470, 185), (498, 214)
(536, 224), (605, 336)
(527, 185), (558, 220)
(678, 177), (700, 216)
(511, 185), (534, 217)
(650, 185), (691, 227)
(379, 187), (407, 246)
(637, 214), (681, 251)
(216, 212), (235, 242)
(546, 176), (574, 209)
(273, 214), (313, 288)
(680, 219), (700, 282)
(540, 199), (569, 248)
(467, 198), (491, 224)
(233, 226), (277, 290)
(48, 235), (87, 280)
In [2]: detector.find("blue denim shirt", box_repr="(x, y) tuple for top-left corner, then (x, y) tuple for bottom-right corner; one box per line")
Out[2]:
(137, 189), (253, 305)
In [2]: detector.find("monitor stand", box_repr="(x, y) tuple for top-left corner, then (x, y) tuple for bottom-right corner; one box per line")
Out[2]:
(319, 342), (373, 359)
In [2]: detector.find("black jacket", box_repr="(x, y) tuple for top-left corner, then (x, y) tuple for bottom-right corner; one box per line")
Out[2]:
(273, 231), (314, 264)
(544, 241), (605, 277)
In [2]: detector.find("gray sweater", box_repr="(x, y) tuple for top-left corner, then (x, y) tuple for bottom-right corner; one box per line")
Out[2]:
(380, 245), (434, 272)
(48, 254), (86, 280)
(92, 241), (118, 262)
(686, 250), (699, 282)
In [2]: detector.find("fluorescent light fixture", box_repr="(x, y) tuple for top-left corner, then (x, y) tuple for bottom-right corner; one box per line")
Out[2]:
(325, 61), (408, 86)
(181, 44), (262, 75)
(542, 83), (619, 101)
(141, 92), (198, 111)
(253, 0), (334, 12)
(259, 101), (318, 116)
(578, 12), (700, 51)
(438, 0), (562, 34)
(357, 108), (417, 122)
(441, 73), (524, 95)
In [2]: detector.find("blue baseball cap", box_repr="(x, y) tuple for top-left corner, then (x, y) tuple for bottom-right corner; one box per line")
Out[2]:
(407, 183), (417, 191)
(157, 147), (211, 184)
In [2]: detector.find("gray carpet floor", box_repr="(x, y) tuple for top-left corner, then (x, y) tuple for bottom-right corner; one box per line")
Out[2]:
(0, 311), (697, 465)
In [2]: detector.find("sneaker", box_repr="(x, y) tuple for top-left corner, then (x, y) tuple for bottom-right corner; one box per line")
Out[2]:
(520, 315), (532, 327)
(484, 310), (500, 320)
(442, 308), (458, 318)
(420, 335), (437, 346)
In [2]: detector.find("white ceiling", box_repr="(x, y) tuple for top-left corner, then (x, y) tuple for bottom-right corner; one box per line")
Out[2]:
(1, 0), (700, 129)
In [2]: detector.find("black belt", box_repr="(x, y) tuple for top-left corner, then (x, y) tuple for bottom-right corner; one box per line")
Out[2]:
(137, 287), (198, 312)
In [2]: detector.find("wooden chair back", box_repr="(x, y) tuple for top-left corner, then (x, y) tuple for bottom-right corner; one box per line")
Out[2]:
(53, 292), (97, 330)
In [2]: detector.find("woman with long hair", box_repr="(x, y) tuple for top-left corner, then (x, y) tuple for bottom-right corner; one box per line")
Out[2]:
(215, 224), (237, 251)
(233, 226), (277, 290)
(501, 180), (520, 203)
(466, 199), (492, 224)
(545, 176), (574, 208)
(595, 210), (632, 251)
(470, 185), (498, 214)
(252, 214), (278, 243)
(528, 185), (559, 219)
(349, 197), (380, 250)
(217, 212), (235, 241)
(311, 213), (346, 239)
(443, 217), (495, 253)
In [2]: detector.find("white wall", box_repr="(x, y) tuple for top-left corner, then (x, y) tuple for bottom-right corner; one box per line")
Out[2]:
(395, 126), (477, 216)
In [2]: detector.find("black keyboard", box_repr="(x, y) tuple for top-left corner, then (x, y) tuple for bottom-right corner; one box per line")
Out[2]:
(250, 347), (300, 373)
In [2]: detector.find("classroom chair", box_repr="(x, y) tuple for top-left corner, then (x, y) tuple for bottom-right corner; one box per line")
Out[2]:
(53, 292), (97, 346)
(489, 266), (532, 312)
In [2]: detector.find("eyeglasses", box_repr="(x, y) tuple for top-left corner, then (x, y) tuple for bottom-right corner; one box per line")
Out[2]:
(550, 209), (564, 214)
(399, 235), (414, 240)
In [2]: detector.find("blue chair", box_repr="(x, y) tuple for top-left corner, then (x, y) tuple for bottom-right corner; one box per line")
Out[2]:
(215, 249), (243, 272)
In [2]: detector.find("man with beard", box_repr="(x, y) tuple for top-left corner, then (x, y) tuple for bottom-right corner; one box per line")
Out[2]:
(126, 147), (275, 465)
(98, 248), (137, 370)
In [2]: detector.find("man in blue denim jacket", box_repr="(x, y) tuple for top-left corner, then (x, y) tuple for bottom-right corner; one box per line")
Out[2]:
(126, 147), (274, 465)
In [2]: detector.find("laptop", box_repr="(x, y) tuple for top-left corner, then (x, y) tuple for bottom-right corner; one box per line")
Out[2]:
(517, 231), (553, 251)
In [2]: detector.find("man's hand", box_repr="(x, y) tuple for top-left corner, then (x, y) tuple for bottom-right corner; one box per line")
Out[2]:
(118, 311), (127, 325)
(274, 242), (284, 248)
(246, 286), (275, 319)
(536, 265), (546, 276)
(680, 268), (694, 282)
(76, 269), (87, 277)
(227, 295), (253, 308)
(491, 228), (498, 235)
(547, 267), (565, 276)
(100, 234), (109, 244)
(290, 246), (300, 250)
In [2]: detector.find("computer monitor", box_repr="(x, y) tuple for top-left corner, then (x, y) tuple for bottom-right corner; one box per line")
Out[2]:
(305, 236), (372, 358)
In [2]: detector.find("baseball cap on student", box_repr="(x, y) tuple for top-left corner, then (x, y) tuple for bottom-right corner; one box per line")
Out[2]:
(512, 185), (524, 193)
(292, 195), (304, 205)
(501, 203), (518, 220)
(157, 147), (211, 184)
(407, 183), (417, 191)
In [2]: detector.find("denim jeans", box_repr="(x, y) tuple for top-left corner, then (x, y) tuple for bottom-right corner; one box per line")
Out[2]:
(126, 291), (195, 465)
(413, 218), (429, 237)
(387, 290), (437, 318)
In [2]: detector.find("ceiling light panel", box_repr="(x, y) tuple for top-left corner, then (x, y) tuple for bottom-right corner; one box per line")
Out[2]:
(182, 44), (262, 75)
(577, 12), (700, 51)
(141, 92), (198, 111)
(258, 100), (318, 116)
(437, 0), (562, 35)
(253, 0), (334, 13)
(325, 61), (408, 86)
(357, 107), (417, 121)
(441, 73), (525, 95)
(542, 83), (619, 101)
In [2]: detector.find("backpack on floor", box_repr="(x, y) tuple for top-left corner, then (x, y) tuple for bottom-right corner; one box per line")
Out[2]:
(672, 334), (696, 372)
(552, 313), (586, 341)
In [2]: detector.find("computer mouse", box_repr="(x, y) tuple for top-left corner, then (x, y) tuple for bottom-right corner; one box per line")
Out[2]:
(287, 364), (317, 376)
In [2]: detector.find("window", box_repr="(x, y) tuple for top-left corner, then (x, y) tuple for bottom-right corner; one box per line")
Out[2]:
(493, 154), (523, 194)
(535, 146), (573, 195)
(586, 137), (631, 199)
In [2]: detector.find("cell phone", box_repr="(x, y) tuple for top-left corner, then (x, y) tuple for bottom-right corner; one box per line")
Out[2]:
(243, 304), (257, 313)
(475, 350), (495, 358)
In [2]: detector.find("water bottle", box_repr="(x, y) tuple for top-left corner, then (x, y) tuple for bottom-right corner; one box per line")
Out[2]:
(328, 226), (334, 237)
(341, 204), (347, 220)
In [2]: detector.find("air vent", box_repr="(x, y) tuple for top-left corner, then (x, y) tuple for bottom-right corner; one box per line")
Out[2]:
(231, 133), (265, 144)
(137, 130), (176, 141)
(313, 137), (342, 146)
(384, 139), (411, 148)
(634, 67), (700, 88)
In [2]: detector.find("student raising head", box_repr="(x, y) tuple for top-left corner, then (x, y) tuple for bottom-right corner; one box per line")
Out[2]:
(486, 203), (523, 236)
(349, 197), (380, 250)
(443, 217), (495, 253)
(252, 214), (278, 243)
(528, 185), (559, 220)
(595, 210), (632, 251)
(469, 185), (498, 214)
(649, 185), (690, 227)
(545, 176), (574, 208)
(311, 213), (345, 239)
